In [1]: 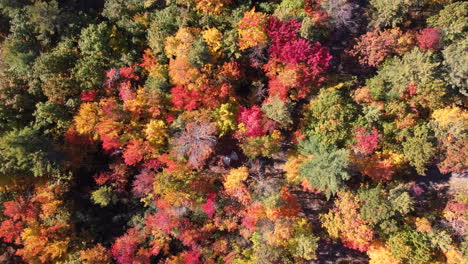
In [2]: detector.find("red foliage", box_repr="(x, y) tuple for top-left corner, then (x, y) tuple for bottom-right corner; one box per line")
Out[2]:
(170, 83), (231, 110)
(146, 209), (179, 234)
(3, 198), (36, 222)
(263, 17), (331, 100)
(267, 17), (302, 59)
(101, 135), (121, 152)
(241, 203), (264, 232)
(94, 172), (111, 186)
(81, 91), (97, 101)
(417, 28), (440, 51)
(123, 139), (147, 166)
(119, 81), (135, 102)
(132, 169), (155, 198)
(111, 228), (144, 264)
(201, 193), (216, 218)
(236, 106), (266, 137)
(0, 219), (23, 244)
(354, 126), (380, 155)
(170, 85), (201, 110)
(305, 0), (328, 26)
(143, 158), (161, 170)
(183, 249), (201, 264)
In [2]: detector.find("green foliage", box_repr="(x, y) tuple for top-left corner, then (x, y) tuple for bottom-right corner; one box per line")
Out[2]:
(25, 0), (60, 45)
(73, 56), (107, 90)
(387, 227), (433, 264)
(261, 96), (293, 127)
(33, 40), (79, 102)
(298, 136), (350, 199)
(368, 0), (420, 28)
(188, 37), (211, 68)
(0, 126), (61, 178)
(443, 37), (468, 95)
(388, 185), (414, 215)
(274, 0), (306, 21)
(304, 87), (356, 147)
(147, 5), (187, 58)
(91, 186), (113, 207)
(78, 23), (112, 57)
(427, 2), (468, 43)
(367, 48), (443, 101)
(241, 134), (281, 159)
(359, 186), (393, 225)
(402, 124), (436, 175)
(33, 102), (72, 135)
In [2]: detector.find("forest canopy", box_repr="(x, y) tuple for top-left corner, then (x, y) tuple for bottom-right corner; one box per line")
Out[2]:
(0, 0), (467, 263)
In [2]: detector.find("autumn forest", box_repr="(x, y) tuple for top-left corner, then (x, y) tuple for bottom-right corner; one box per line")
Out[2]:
(0, 0), (467, 263)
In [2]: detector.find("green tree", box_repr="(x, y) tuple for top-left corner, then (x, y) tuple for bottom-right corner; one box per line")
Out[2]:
(402, 124), (436, 175)
(304, 87), (357, 147)
(442, 37), (468, 96)
(298, 136), (350, 199)
(261, 96), (293, 127)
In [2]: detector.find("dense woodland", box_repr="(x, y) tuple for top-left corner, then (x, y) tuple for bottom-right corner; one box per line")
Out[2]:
(0, 0), (467, 263)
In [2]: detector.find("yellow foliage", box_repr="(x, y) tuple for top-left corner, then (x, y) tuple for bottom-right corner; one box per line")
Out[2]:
(74, 102), (100, 136)
(145, 119), (168, 147)
(238, 9), (268, 50)
(414, 217), (432, 233)
(164, 27), (200, 59)
(432, 105), (468, 134)
(43, 239), (70, 261)
(195, 0), (232, 14)
(202, 27), (223, 57)
(284, 153), (308, 184)
(266, 219), (294, 246)
(80, 244), (112, 264)
(224, 167), (249, 193)
(445, 248), (466, 264)
(367, 241), (401, 264)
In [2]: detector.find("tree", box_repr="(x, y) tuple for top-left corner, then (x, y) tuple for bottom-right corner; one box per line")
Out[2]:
(236, 106), (266, 137)
(416, 28), (440, 51)
(348, 28), (405, 67)
(173, 121), (217, 170)
(402, 124), (436, 175)
(321, 191), (374, 252)
(368, 0), (420, 28)
(387, 227), (433, 264)
(80, 244), (112, 264)
(238, 9), (269, 51)
(91, 186), (113, 207)
(303, 86), (356, 147)
(298, 136), (350, 199)
(427, 2), (467, 43)
(442, 37), (468, 95)
(261, 96), (293, 127)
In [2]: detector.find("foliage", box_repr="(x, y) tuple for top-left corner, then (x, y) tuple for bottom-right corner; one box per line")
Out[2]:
(321, 191), (374, 252)
(442, 37), (468, 95)
(298, 136), (350, 199)
(402, 124), (436, 175)
(303, 86), (356, 147)
(349, 27), (411, 67)
(368, 0), (420, 28)
(261, 96), (293, 127)
(173, 121), (217, 170)
(416, 28), (440, 51)
(0, 1), (465, 263)
(238, 9), (269, 51)
(91, 186), (114, 207)
(387, 227), (433, 264)
(427, 2), (468, 43)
